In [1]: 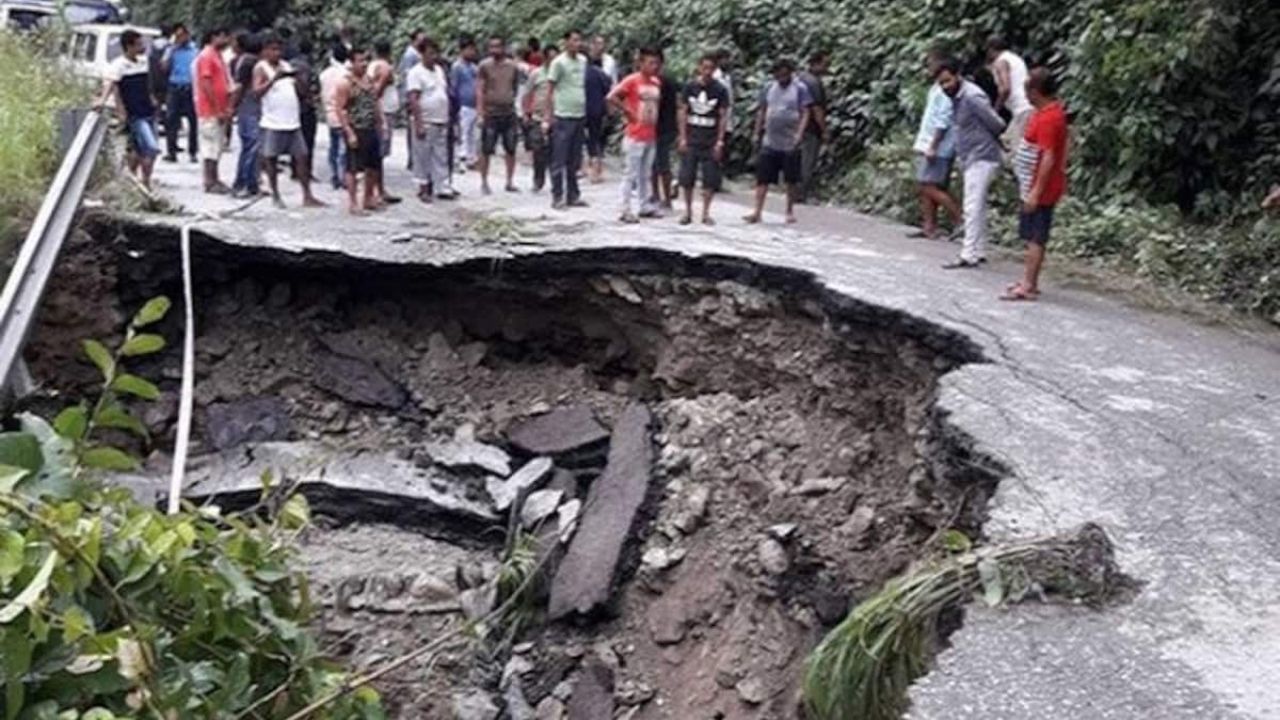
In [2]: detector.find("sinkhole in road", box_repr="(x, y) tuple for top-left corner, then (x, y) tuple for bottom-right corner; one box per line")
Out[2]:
(28, 224), (1005, 719)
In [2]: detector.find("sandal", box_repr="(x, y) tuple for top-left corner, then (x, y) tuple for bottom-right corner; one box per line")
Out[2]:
(1000, 284), (1040, 302)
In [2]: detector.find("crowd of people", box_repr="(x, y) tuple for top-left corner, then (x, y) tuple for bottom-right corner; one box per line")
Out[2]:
(98, 24), (1068, 301)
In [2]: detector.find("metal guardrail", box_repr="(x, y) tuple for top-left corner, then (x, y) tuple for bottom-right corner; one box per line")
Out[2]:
(0, 108), (107, 390)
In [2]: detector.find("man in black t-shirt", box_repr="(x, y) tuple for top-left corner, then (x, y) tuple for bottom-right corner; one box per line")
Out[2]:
(650, 50), (680, 210)
(677, 54), (729, 225)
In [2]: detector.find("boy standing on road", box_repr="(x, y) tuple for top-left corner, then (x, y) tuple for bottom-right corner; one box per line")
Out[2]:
(1004, 66), (1069, 301)
(651, 51), (680, 211)
(335, 48), (384, 215)
(910, 50), (961, 240)
(522, 44), (558, 193)
(544, 30), (590, 209)
(254, 34), (326, 209)
(677, 54), (729, 225)
(320, 44), (350, 190)
(407, 39), (456, 202)
(100, 29), (160, 191)
(476, 35), (522, 195)
(938, 58), (1005, 269)
(451, 38), (480, 169)
(607, 47), (663, 223)
(744, 59), (812, 225)
(161, 24), (198, 163)
(194, 28), (232, 194)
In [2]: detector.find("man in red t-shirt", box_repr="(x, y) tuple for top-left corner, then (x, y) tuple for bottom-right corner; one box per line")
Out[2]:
(194, 28), (232, 194)
(607, 47), (662, 223)
(1005, 66), (1069, 301)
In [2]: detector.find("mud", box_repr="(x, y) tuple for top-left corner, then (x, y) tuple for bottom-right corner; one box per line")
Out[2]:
(26, 220), (1002, 719)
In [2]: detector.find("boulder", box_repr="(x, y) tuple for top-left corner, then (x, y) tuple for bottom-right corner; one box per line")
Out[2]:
(566, 662), (615, 720)
(311, 352), (407, 409)
(549, 403), (652, 619)
(485, 457), (554, 511)
(521, 489), (565, 529)
(507, 406), (610, 456)
(204, 396), (291, 450)
(426, 438), (513, 477)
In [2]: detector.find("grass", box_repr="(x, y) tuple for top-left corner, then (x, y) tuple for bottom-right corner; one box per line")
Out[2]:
(801, 524), (1122, 720)
(0, 31), (88, 254)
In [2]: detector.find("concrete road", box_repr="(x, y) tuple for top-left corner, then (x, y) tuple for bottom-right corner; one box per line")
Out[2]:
(129, 133), (1280, 719)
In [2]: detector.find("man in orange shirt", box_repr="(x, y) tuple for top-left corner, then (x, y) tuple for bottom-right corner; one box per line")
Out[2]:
(607, 46), (662, 223)
(1004, 66), (1069, 301)
(194, 28), (233, 194)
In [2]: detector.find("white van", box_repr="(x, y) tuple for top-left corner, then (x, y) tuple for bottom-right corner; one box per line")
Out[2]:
(64, 23), (160, 82)
(1, 0), (122, 31)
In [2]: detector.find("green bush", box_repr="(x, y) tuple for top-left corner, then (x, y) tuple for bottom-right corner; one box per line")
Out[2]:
(0, 33), (87, 251)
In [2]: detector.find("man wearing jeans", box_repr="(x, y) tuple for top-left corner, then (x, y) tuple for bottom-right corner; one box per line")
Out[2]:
(162, 24), (198, 162)
(451, 38), (480, 169)
(543, 30), (589, 209)
(319, 44), (350, 190)
(938, 58), (1005, 269)
(230, 32), (262, 198)
(608, 47), (662, 223)
(101, 29), (160, 191)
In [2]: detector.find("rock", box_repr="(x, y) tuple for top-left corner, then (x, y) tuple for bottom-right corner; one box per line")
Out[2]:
(767, 523), (798, 542)
(318, 328), (406, 373)
(458, 341), (488, 368)
(508, 406), (610, 456)
(647, 599), (688, 646)
(426, 438), (513, 477)
(547, 468), (579, 499)
(486, 457), (554, 511)
(672, 484), (711, 534)
(504, 683), (536, 720)
(641, 546), (686, 571)
(549, 404), (653, 619)
(199, 334), (232, 359)
(790, 477), (847, 496)
(605, 275), (643, 304)
(736, 676), (768, 705)
(566, 662), (615, 720)
(204, 397), (291, 450)
(557, 499), (582, 543)
(503, 655), (536, 689)
(521, 489), (565, 529)
(265, 282), (292, 308)
(425, 332), (463, 372)
(459, 583), (497, 622)
(757, 538), (790, 576)
(616, 680), (656, 706)
(452, 690), (499, 720)
(534, 697), (566, 720)
(841, 506), (876, 544)
(408, 574), (458, 603)
(311, 352), (407, 409)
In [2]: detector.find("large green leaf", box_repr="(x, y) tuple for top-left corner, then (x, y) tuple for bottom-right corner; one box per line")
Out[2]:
(0, 531), (25, 584)
(81, 340), (114, 380)
(0, 433), (42, 474)
(0, 551), (57, 623)
(79, 448), (138, 472)
(119, 334), (166, 357)
(53, 406), (89, 442)
(92, 404), (149, 441)
(131, 296), (172, 328)
(109, 375), (160, 402)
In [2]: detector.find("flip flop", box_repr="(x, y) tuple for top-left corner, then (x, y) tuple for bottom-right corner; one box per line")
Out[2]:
(1000, 286), (1040, 302)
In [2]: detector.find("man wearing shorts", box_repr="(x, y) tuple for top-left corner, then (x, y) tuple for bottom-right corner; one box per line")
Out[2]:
(254, 34), (325, 209)
(744, 59), (812, 225)
(101, 29), (160, 191)
(476, 35), (522, 195)
(677, 54), (729, 225)
(1005, 66), (1068, 301)
(194, 28), (232, 194)
(910, 50), (961, 240)
(336, 47), (384, 215)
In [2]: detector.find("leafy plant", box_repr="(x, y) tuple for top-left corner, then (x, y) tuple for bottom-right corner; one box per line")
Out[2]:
(0, 299), (387, 719)
(802, 524), (1122, 720)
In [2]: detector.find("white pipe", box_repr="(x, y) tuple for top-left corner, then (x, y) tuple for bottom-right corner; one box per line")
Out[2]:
(167, 223), (197, 514)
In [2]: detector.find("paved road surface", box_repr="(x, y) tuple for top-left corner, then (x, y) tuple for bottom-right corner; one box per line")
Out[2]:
(127, 134), (1280, 719)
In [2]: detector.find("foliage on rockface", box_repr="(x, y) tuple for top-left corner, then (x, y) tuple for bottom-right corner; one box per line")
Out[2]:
(0, 299), (385, 719)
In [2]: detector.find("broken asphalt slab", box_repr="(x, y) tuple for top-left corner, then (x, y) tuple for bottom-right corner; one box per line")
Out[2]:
(125, 135), (1280, 719)
(549, 403), (653, 620)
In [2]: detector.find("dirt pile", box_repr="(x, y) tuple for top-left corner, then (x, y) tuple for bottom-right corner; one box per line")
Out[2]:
(28, 232), (1000, 719)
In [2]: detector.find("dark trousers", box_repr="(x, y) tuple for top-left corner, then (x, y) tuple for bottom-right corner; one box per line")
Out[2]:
(525, 121), (550, 191)
(233, 118), (260, 193)
(165, 85), (197, 159)
(550, 117), (584, 203)
(296, 109), (317, 179)
(799, 133), (821, 202)
(328, 127), (347, 188)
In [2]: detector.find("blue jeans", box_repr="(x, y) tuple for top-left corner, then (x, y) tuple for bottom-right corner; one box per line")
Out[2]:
(127, 117), (160, 159)
(328, 127), (347, 188)
(233, 119), (260, 193)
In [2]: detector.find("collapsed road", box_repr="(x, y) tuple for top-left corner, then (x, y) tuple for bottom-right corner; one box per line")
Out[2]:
(22, 148), (1280, 720)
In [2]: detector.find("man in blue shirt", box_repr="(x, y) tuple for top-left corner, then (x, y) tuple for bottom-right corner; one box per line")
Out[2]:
(451, 37), (479, 169)
(910, 50), (961, 240)
(161, 23), (198, 163)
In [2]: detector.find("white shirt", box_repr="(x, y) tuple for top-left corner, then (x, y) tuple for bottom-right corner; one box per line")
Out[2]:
(601, 52), (618, 84)
(997, 50), (1033, 116)
(258, 60), (300, 131)
(406, 63), (449, 124)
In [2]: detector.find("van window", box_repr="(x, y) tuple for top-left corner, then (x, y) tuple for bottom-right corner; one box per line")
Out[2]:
(70, 32), (97, 62)
(65, 3), (120, 25)
(6, 9), (55, 31)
